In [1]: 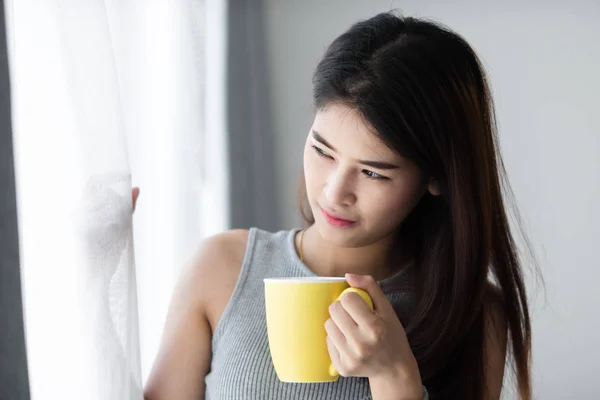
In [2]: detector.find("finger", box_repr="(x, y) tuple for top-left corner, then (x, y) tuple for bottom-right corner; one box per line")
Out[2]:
(329, 300), (359, 341)
(326, 336), (342, 373)
(345, 274), (394, 318)
(339, 291), (378, 327)
(325, 317), (346, 346)
(132, 187), (140, 211)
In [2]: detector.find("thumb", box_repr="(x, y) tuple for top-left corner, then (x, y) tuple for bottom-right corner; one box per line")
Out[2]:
(345, 273), (393, 317)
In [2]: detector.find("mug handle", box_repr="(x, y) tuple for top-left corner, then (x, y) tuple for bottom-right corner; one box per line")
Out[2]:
(328, 287), (374, 378)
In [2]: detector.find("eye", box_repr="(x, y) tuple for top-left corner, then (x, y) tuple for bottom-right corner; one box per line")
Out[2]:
(362, 170), (389, 181)
(311, 145), (333, 159)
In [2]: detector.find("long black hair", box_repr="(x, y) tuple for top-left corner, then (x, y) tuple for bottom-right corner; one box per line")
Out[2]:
(298, 12), (534, 399)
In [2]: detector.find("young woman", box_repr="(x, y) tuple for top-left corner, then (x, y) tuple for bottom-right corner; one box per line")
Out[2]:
(143, 12), (534, 400)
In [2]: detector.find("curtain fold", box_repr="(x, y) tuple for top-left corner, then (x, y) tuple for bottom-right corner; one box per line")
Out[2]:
(4, 0), (228, 397)
(5, 0), (221, 398)
(7, 0), (142, 398)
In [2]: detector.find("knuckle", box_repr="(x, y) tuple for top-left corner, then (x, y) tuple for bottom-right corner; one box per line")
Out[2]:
(340, 293), (353, 307)
(341, 293), (361, 309)
(354, 343), (370, 362)
(368, 322), (386, 342)
(343, 292), (366, 309)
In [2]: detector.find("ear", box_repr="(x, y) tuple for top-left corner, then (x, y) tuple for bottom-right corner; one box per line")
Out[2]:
(428, 178), (442, 196)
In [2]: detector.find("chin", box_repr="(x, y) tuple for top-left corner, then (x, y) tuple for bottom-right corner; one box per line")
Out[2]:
(313, 218), (366, 248)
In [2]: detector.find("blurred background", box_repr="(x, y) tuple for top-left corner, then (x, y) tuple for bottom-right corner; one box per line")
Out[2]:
(1, 0), (598, 399)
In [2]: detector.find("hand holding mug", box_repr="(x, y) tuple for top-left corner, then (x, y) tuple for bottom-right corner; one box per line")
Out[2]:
(326, 274), (423, 398)
(264, 277), (372, 383)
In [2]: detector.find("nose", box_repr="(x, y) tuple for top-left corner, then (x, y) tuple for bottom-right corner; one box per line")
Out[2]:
(324, 168), (356, 206)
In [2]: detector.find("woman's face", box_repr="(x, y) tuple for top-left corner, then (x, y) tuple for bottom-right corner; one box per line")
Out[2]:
(304, 103), (434, 248)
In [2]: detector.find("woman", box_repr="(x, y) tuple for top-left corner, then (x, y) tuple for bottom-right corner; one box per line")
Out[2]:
(143, 12), (534, 399)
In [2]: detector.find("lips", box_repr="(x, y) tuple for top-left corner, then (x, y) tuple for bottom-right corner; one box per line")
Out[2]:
(320, 207), (356, 228)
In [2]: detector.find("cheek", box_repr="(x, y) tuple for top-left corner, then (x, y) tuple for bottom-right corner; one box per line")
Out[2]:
(362, 182), (424, 225)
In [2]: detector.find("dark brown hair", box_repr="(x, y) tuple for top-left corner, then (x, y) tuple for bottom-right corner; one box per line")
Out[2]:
(299, 12), (538, 399)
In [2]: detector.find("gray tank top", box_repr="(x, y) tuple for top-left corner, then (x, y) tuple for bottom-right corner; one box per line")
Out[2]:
(204, 228), (415, 400)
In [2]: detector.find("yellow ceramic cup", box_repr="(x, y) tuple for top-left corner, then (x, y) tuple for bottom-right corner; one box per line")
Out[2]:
(264, 277), (373, 383)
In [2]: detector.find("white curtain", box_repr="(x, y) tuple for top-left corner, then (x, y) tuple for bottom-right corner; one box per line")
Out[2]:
(5, 0), (228, 398)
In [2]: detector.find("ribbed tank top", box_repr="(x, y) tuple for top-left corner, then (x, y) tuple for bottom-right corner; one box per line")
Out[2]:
(204, 228), (415, 400)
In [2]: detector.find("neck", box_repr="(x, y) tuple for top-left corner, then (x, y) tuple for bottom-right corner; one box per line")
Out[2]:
(298, 225), (405, 281)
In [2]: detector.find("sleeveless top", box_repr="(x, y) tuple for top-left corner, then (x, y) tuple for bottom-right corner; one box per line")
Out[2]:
(204, 228), (416, 400)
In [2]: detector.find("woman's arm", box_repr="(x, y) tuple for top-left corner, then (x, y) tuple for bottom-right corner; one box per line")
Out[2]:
(143, 230), (247, 400)
(134, 188), (212, 399)
(143, 246), (213, 399)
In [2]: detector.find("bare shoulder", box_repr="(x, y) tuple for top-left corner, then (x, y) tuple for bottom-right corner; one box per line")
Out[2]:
(190, 229), (250, 332)
(196, 229), (250, 262)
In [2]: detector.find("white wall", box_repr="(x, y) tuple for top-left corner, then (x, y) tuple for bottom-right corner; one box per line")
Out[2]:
(263, 1), (600, 398)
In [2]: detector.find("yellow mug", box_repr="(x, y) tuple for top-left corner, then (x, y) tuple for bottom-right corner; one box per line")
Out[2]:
(264, 277), (373, 383)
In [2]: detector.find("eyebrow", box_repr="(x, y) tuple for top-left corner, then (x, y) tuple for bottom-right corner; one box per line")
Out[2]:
(311, 130), (400, 170)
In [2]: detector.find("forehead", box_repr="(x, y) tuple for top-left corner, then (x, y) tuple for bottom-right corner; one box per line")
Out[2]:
(312, 103), (396, 158)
